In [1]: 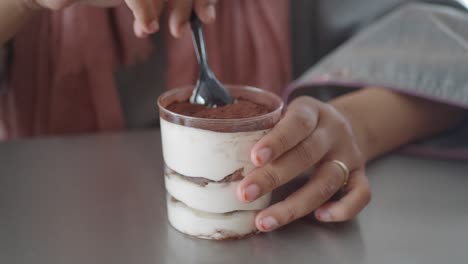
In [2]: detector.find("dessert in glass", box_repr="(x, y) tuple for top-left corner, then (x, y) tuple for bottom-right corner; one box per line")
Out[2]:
(158, 85), (283, 240)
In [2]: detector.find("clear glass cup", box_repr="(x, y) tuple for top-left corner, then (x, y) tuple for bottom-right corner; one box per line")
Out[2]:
(158, 85), (283, 240)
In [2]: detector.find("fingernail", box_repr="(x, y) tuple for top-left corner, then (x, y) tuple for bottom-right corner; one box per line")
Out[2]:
(206, 5), (216, 21)
(243, 184), (260, 202)
(259, 216), (279, 231)
(255, 148), (272, 166)
(147, 20), (159, 33)
(317, 210), (332, 222)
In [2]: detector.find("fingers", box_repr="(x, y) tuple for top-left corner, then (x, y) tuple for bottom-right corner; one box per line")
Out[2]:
(125, 0), (164, 37)
(251, 97), (320, 167)
(125, 0), (218, 38)
(168, 0), (193, 38)
(255, 161), (346, 232)
(193, 0), (217, 24)
(315, 170), (371, 222)
(238, 128), (330, 203)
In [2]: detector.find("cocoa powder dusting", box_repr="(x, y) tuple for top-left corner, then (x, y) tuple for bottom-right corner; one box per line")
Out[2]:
(166, 98), (271, 119)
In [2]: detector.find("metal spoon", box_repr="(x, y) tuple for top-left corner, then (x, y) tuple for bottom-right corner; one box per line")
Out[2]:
(189, 13), (234, 107)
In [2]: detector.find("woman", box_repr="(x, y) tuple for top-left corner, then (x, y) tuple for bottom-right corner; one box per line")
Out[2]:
(0, 0), (467, 232)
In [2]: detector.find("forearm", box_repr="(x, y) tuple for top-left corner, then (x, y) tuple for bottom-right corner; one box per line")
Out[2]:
(0, 0), (36, 45)
(331, 88), (467, 161)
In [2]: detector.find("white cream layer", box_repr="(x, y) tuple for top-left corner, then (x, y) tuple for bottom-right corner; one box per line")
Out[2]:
(167, 194), (257, 240)
(165, 168), (271, 213)
(160, 118), (269, 181)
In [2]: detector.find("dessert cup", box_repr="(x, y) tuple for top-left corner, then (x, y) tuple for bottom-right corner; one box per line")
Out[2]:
(158, 85), (283, 240)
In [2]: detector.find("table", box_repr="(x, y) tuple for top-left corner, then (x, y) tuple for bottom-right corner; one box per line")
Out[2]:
(0, 131), (467, 264)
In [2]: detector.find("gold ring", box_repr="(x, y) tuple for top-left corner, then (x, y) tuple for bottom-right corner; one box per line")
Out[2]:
(331, 160), (350, 187)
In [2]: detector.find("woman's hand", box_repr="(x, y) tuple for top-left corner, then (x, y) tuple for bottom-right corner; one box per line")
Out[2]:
(237, 96), (372, 231)
(26, 0), (217, 37)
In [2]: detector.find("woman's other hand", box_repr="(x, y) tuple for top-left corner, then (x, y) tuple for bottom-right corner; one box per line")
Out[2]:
(27, 0), (218, 38)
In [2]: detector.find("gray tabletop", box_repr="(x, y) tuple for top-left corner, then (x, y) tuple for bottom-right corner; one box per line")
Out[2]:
(0, 131), (467, 264)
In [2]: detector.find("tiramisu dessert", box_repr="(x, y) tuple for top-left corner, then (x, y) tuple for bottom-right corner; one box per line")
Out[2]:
(158, 85), (283, 240)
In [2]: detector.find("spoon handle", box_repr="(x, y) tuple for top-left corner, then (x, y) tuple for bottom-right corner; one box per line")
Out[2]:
(190, 13), (209, 70)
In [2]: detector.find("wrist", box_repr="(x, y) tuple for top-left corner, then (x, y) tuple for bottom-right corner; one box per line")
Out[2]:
(329, 87), (467, 162)
(330, 94), (373, 162)
(0, 0), (39, 45)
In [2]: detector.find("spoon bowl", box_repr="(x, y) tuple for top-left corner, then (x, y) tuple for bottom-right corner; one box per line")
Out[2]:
(189, 13), (234, 107)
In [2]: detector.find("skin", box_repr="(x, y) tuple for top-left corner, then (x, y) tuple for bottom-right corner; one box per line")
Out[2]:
(0, 0), (31, 44)
(237, 87), (467, 231)
(0, 0), (217, 44)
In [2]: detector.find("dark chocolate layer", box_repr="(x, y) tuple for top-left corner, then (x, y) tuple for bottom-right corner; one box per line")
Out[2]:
(168, 195), (246, 216)
(165, 167), (244, 187)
